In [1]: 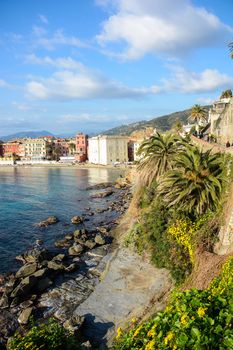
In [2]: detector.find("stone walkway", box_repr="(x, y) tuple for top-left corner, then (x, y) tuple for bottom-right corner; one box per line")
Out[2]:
(74, 248), (172, 348)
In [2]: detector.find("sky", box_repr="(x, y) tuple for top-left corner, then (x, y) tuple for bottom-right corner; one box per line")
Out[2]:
(0, 0), (233, 136)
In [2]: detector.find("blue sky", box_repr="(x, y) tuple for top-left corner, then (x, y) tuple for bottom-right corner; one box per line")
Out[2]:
(0, 0), (232, 136)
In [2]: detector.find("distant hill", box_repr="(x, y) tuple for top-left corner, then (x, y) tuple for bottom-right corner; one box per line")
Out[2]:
(0, 130), (54, 141)
(103, 106), (210, 136)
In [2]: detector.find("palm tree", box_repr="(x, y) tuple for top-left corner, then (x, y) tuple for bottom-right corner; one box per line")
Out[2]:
(188, 105), (207, 134)
(229, 42), (233, 58)
(137, 132), (179, 186)
(158, 147), (225, 216)
(220, 89), (232, 99)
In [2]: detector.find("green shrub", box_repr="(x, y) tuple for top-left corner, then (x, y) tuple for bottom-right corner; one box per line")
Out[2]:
(9, 318), (80, 350)
(113, 258), (233, 350)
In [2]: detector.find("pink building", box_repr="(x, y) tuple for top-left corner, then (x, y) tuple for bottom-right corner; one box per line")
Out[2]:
(75, 133), (88, 162)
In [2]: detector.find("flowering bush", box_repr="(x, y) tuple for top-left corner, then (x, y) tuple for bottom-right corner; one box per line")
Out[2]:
(9, 318), (79, 350)
(167, 218), (195, 264)
(113, 258), (233, 350)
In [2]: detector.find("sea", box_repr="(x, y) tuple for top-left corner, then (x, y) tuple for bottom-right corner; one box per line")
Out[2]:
(0, 166), (124, 274)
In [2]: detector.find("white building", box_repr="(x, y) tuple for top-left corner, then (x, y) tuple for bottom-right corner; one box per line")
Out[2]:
(133, 140), (144, 161)
(88, 135), (128, 165)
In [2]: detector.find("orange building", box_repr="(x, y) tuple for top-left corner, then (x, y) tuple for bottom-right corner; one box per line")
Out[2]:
(75, 133), (88, 162)
(2, 141), (23, 158)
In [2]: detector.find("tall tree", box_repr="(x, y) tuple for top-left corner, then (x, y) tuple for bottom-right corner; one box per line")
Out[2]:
(158, 147), (225, 216)
(220, 89), (232, 99)
(137, 132), (179, 186)
(188, 105), (207, 133)
(229, 42), (233, 58)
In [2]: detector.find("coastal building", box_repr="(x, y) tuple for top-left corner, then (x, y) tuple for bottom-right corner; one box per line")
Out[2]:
(2, 141), (24, 158)
(75, 133), (88, 162)
(88, 135), (128, 165)
(0, 141), (3, 157)
(210, 96), (233, 144)
(23, 138), (49, 160)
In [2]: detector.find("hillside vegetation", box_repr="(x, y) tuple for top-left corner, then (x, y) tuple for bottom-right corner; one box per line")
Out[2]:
(103, 107), (210, 136)
(114, 132), (233, 349)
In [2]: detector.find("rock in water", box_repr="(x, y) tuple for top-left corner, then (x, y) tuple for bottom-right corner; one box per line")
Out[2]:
(91, 190), (113, 198)
(71, 216), (83, 224)
(68, 244), (84, 256)
(35, 216), (59, 227)
(94, 235), (106, 245)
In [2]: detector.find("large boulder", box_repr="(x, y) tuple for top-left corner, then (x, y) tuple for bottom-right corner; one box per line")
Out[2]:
(91, 190), (113, 198)
(11, 275), (37, 298)
(18, 307), (33, 325)
(23, 247), (50, 264)
(15, 263), (37, 279)
(84, 240), (96, 250)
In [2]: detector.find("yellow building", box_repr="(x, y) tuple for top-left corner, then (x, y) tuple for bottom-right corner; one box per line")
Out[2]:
(23, 138), (49, 160)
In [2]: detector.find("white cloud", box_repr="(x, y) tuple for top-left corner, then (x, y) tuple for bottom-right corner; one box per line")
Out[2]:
(38, 14), (49, 24)
(163, 66), (233, 93)
(26, 69), (160, 100)
(34, 29), (87, 50)
(33, 26), (47, 37)
(25, 54), (85, 71)
(96, 0), (233, 59)
(0, 79), (7, 87)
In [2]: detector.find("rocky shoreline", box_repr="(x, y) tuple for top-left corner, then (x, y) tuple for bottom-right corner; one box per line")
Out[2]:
(0, 177), (132, 349)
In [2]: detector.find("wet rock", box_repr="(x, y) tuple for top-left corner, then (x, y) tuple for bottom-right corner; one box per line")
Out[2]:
(19, 300), (33, 309)
(94, 235), (106, 246)
(97, 227), (108, 234)
(64, 233), (73, 240)
(23, 247), (50, 264)
(91, 190), (113, 198)
(68, 244), (84, 256)
(74, 237), (86, 245)
(11, 275), (37, 298)
(0, 295), (9, 309)
(15, 263), (37, 279)
(33, 268), (48, 279)
(55, 239), (71, 248)
(80, 340), (92, 349)
(71, 216), (83, 224)
(35, 216), (59, 227)
(65, 263), (79, 273)
(47, 261), (64, 272)
(84, 240), (96, 250)
(18, 307), (33, 325)
(52, 254), (65, 262)
(86, 182), (113, 190)
(74, 229), (82, 238)
(63, 315), (84, 334)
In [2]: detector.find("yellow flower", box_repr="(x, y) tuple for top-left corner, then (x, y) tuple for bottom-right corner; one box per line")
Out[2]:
(173, 345), (177, 350)
(147, 324), (157, 337)
(197, 307), (207, 317)
(116, 327), (122, 339)
(133, 325), (142, 338)
(145, 339), (156, 350)
(180, 314), (188, 326)
(164, 331), (174, 345)
(131, 317), (137, 323)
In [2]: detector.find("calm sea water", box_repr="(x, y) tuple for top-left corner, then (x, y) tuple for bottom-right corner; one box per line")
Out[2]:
(0, 166), (124, 274)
